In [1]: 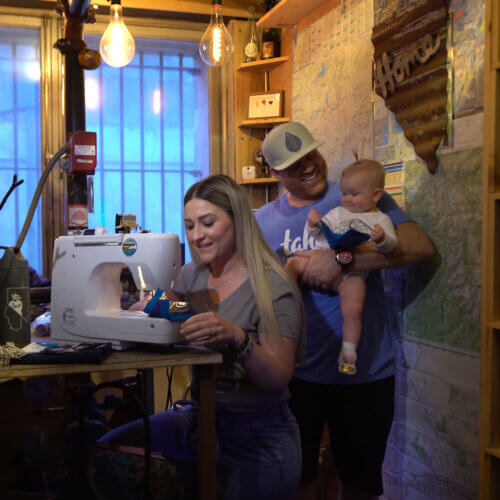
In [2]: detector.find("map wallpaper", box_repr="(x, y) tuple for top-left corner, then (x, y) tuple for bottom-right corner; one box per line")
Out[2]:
(292, 0), (484, 351)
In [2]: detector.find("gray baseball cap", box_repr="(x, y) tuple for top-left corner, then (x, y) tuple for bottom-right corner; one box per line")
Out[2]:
(262, 121), (324, 171)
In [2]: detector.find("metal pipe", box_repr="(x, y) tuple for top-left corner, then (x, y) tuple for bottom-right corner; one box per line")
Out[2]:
(68, 0), (91, 19)
(65, 52), (86, 133)
(55, 0), (93, 231)
(63, 0), (91, 134)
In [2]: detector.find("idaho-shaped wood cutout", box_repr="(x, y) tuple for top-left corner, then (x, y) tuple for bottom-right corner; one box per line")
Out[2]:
(372, 0), (448, 174)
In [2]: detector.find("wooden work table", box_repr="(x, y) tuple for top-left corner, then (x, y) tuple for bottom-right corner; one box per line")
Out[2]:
(0, 347), (221, 378)
(0, 346), (223, 500)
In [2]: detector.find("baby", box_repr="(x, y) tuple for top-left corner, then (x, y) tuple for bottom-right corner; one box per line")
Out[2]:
(286, 159), (398, 375)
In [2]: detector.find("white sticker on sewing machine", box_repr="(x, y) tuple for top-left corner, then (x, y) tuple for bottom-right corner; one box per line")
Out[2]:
(63, 308), (76, 325)
(122, 238), (137, 257)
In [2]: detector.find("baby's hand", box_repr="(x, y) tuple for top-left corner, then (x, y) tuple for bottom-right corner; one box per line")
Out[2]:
(286, 256), (309, 281)
(307, 208), (322, 228)
(370, 224), (385, 243)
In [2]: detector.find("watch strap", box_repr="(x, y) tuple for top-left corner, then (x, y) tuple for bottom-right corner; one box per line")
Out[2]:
(235, 331), (253, 361)
(336, 250), (353, 267)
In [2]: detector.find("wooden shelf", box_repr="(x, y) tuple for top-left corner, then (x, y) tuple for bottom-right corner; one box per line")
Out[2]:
(237, 56), (290, 72)
(238, 117), (290, 128)
(488, 320), (500, 330)
(486, 447), (500, 459)
(257, 0), (331, 28)
(239, 177), (278, 185)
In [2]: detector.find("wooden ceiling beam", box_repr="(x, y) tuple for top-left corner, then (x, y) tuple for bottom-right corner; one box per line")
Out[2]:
(0, 0), (257, 19)
(93, 0), (253, 18)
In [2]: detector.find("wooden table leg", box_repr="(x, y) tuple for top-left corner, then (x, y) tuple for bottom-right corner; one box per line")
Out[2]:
(195, 364), (217, 500)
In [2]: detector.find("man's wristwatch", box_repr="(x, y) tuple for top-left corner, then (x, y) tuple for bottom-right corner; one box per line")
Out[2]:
(335, 250), (353, 268)
(235, 331), (254, 362)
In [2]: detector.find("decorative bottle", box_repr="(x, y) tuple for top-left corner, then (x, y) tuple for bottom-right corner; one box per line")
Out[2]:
(262, 28), (280, 59)
(243, 6), (260, 62)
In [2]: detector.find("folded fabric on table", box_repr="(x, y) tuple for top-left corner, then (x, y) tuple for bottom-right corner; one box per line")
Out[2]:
(12, 342), (113, 364)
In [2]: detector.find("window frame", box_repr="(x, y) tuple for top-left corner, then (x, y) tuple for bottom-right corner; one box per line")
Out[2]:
(0, 6), (222, 276)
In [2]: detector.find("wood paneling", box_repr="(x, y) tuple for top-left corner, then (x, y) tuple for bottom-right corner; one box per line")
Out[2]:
(41, 15), (66, 276)
(480, 0), (500, 497)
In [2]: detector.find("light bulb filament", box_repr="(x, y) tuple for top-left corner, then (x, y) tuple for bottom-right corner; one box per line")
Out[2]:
(198, 1), (234, 66)
(212, 27), (222, 63)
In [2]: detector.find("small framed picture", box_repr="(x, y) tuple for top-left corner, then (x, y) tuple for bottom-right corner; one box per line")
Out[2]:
(248, 91), (283, 119)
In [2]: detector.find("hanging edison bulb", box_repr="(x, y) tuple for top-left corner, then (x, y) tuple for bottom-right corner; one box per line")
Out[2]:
(199, 0), (234, 66)
(99, 0), (135, 68)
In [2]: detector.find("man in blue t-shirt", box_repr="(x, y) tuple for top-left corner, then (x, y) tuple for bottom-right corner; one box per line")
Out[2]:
(255, 122), (434, 499)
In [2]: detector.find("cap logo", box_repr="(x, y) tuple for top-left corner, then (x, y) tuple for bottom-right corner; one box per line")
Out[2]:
(285, 132), (302, 152)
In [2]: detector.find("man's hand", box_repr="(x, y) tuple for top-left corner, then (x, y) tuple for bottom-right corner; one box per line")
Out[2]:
(294, 249), (341, 289)
(370, 224), (386, 244)
(307, 208), (322, 228)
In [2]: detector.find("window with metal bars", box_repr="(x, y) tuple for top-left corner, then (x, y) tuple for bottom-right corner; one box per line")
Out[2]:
(84, 35), (209, 256)
(0, 26), (42, 272)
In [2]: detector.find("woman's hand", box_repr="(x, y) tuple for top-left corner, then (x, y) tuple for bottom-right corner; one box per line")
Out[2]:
(181, 314), (298, 396)
(179, 312), (246, 347)
(181, 313), (297, 395)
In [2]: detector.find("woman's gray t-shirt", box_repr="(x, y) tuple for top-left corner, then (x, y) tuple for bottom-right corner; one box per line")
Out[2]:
(174, 261), (302, 410)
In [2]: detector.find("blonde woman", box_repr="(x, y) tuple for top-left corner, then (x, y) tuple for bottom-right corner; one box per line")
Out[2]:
(97, 175), (305, 500)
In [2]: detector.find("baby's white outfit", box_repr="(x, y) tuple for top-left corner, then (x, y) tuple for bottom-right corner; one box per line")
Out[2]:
(308, 205), (398, 254)
(307, 206), (398, 375)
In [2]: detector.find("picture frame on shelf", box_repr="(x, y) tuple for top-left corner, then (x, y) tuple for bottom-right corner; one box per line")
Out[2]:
(248, 91), (283, 119)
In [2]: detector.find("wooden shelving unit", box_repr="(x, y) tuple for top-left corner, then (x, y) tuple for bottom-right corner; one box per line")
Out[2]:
(486, 448), (500, 460)
(479, 1), (500, 498)
(257, 0), (331, 28)
(227, 19), (293, 208)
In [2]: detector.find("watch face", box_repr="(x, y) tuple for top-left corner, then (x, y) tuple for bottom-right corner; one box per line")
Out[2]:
(337, 251), (353, 265)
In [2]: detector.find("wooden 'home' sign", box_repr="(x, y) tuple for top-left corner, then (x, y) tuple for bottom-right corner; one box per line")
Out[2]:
(372, 0), (448, 174)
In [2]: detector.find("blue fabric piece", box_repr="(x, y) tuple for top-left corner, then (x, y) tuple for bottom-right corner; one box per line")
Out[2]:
(166, 306), (194, 322)
(143, 288), (164, 316)
(255, 181), (412, 385)
(143, 289), (194, 321)
(320, 221), (370, 251)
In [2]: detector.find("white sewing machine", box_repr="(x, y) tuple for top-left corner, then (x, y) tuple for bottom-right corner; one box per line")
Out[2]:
(50, 232), (183, 349)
